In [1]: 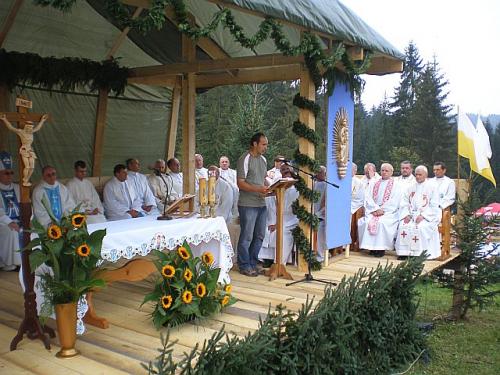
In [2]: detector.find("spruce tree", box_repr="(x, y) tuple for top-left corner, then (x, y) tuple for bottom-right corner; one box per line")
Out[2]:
(410, 59), (455, 173)
(390, 41), (424, 147)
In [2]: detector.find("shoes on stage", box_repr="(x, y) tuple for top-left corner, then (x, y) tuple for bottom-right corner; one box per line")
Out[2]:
(374, 251), (385, 258)
(262, 259), (274, 268)
(368, 250), (376, 256)
(397, 256), (408, 261)
(239, 268), (258, 277)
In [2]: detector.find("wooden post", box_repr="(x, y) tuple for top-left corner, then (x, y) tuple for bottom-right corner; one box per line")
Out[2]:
(92, 88), (109, 177)
(0, 0), (24, 48)
(297, 67), (316, 272)
(166, 83), (181, 161)
(181, 25), (196, 195)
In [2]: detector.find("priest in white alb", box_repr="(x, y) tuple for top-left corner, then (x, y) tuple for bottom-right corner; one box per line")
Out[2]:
(395, 165), (441, 259)
(195, 153), (208, 191)
(32, 165), (76, 227)
(395, 160), (416, 192)
(167, 157), (183, 197)
(207, 165), (234, 223)
(360, 162), (381, 193)
(0, 152), (22, 271)
(148, 159), (179, 213)
(65, 160), (106, 223)
(126, 158), (159, 216)
(219, 155), (239, 220)
(358, 163), (402, 257)
(432, 161), (456, 209)
(103, 164), (144, 221)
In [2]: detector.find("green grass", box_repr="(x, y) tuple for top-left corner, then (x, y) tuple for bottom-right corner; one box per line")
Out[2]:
(403, 280), (500, 375)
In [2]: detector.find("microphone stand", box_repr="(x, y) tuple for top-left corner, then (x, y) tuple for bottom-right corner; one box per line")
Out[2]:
(156, 170), (173, 220)
(285, 162), (339, 287)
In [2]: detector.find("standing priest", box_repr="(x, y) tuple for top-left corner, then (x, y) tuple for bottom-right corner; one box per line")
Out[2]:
(395, 165), (441, 260)
(358, 163), (402, 257)
(0, 152), (21, 271)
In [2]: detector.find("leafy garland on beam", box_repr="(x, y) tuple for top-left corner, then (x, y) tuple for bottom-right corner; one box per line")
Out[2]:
(33, 0), (374, 269)
(0, 49), (129, 95)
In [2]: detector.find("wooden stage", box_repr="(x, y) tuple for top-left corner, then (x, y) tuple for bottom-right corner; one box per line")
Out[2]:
(0, 250), (459, 374)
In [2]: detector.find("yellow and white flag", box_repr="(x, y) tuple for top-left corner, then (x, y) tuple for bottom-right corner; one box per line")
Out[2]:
(457, 110), (496, 186)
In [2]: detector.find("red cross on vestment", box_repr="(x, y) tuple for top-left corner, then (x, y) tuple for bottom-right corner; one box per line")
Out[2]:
(401, 230), (407, 239)
(412, 236), (419, 243)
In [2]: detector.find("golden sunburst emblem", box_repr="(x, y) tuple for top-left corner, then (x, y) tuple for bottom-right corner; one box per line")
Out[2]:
(332, 107), (349, 178)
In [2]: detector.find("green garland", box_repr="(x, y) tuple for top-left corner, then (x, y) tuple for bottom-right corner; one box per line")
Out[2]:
(291, 227), (322, 271)
(292, 120), (320, 146)
(292, 93), (320, 118)
(294, 176), (320, 203)
(0, 49), (129, 95)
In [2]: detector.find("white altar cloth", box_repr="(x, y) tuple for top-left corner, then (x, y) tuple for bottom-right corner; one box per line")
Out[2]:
(88, 215), (234, 283)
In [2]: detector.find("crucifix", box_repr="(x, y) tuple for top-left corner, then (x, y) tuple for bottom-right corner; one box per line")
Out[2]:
(0, 96), (55, 350)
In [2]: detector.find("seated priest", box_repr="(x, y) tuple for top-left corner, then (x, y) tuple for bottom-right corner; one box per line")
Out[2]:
(148, 159), (179, 213)
(207, 165), (234, 223)
(167, 157), (183, 197)
(195, 153), (208, 191)
(350, 163), (364, 251)
(103, 164), (144, 221)
(65, 160), (106, 223)
(258, 164), (299, 265)
(126, 158), (159, 216)
(0, 152), (22, 271)
(314, 166), (327, 261)
(395, 165), (441, 260)
(395, 160), (416, 192)
(32, 165), (76, 227)
(219, 155), (239, 220)
(358, 163), (402, 257)
(432, 161), (456, 210)
(361, 162), (381, 193)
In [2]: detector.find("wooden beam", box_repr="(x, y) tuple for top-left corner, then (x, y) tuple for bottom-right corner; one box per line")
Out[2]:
(366, 56), (403, 75)
(166, 82), (181, 160)
(129, 53), (305, 78)
(181, 28), (196, 195)
(92, 88), (109, 177)
(346, 46), (364, 61)
(0, 0), (24, 48)
(105, 7), (143, 60)
(127, 75), (179, 87)
(196, 65), (302, 88)
(297, 67), (316, 272)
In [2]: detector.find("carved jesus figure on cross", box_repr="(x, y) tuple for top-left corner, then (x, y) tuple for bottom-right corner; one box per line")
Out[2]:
(0, 112), (48, 186)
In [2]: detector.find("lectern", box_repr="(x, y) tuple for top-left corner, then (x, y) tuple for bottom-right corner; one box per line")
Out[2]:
(265, 178), (297, 281)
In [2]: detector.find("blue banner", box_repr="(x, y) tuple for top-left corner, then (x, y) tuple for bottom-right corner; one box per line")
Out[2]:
(326, 82), (354, 249)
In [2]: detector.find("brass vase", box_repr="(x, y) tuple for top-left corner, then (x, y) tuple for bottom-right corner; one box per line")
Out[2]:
(55, 301), (80, 358)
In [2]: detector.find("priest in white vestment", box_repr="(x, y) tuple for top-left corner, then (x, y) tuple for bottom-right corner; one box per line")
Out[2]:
(396, 166), (441, 259)
(195, 153), (208, 191)
(65, 160), (106, 224)
(432, 161), (456, 209)
(314, 166), (327, 261)
(360, 162), (381, 194)
(358, 163), (402, 257)
(258, 164), (299, 265)
(207, 166), (234, 223)
(126, 158), (159, 216)
(103, 164), (144, 221)
(148, 159), (180, 213)
(167, 157), (183, 197)
(32, 166), (76, 227)
(219, 155), (239, 220)
(395, 160), (416, 193)
(0, 152), (22, 271)
(351, 163), (364, 214)
(265, 155), (284, 185)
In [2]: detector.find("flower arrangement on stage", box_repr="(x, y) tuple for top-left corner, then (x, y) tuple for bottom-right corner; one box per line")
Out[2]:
(143, 241), (236, 329)
(25, 201), (106, 314)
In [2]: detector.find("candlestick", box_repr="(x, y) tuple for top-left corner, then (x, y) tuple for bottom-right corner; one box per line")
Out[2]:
(199, 178), (208, 205)
(208, 175), (216, 205)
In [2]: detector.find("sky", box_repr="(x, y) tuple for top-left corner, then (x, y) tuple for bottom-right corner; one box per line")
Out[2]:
(340, 0), (500, 115)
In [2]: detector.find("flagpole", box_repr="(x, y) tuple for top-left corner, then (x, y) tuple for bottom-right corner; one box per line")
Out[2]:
(457, 105), (460, 181)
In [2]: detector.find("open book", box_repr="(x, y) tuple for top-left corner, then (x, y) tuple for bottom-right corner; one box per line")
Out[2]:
(268, 178), (297, 192)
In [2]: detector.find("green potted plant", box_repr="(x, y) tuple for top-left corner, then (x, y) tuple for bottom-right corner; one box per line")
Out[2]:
(25, 201), (106, 358)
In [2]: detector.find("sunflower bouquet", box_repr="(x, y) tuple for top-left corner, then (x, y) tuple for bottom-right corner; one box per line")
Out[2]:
(143, 241), (236, 329)
(25, 202), (106, 313)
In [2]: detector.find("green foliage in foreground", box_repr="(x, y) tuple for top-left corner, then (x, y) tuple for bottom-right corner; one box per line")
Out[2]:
(408, 281), (500, 375)
(145, 257), (426, 374)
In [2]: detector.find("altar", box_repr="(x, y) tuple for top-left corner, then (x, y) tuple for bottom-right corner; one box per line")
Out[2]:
(88, 215), (234, 282)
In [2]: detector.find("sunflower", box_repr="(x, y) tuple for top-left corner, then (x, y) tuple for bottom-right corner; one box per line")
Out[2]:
(177, 246), (190, 260)
(161, 264), (176, 278)
(224, 284), (232, 294)
(196, 283), (207, 297)
(76, 244), (91, 257)
(221, 295), (230, 307)
(183, 268), (193, 282)
(71, 213), (86, 228)
(201, 251), (214, 265)
(161, 295), (173, 309)
(47, 224), (62, 240)
(182, 290), (193, 304)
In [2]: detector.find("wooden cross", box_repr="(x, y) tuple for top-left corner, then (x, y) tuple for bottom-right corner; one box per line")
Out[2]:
(0, 96), (55, 350)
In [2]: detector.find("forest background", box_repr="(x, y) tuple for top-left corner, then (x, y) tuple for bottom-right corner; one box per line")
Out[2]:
(181, 42), (499, 203)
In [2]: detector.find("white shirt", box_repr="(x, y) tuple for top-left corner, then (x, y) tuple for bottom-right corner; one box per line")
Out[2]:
(170, 172), (183, 197)
(127, 171), (157, 208)
(66, 177), (104, 214)
(103, 177), (142, 220)
(351, 176), (364, 214)
(396, 174), (416, 193)
(432, 176), (456, 209)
